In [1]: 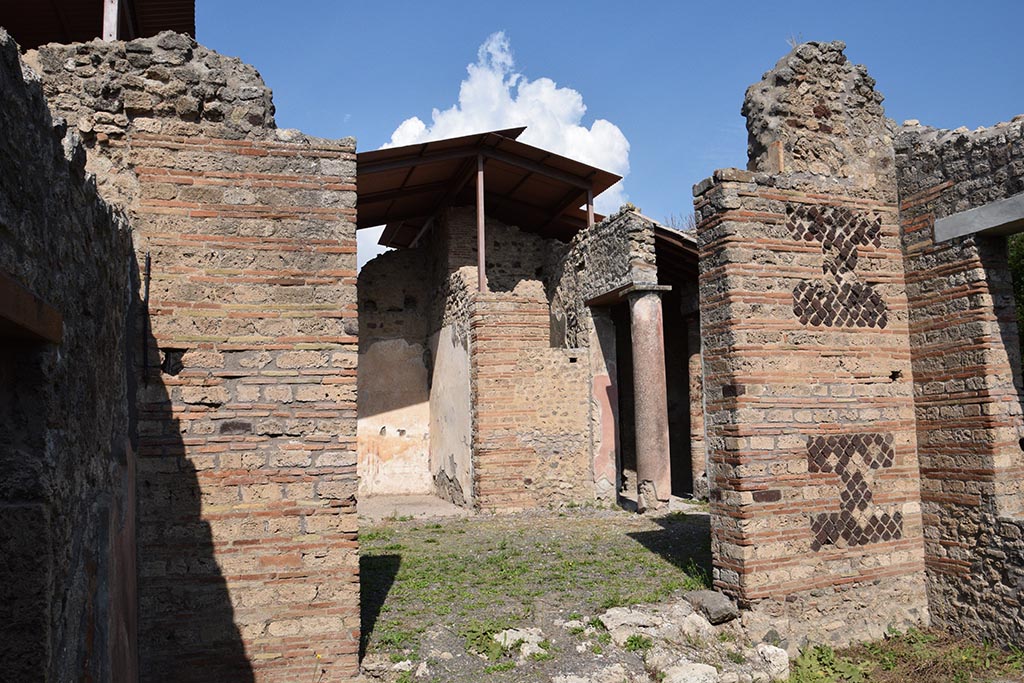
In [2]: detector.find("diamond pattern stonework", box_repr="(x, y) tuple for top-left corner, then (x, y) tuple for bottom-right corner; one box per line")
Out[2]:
(786, 204), (888, 329)
(806, 432), (903, 551)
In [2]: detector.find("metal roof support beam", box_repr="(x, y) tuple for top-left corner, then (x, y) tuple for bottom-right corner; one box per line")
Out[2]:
(361, 180), (453, 206)
(410, 158), (479, 248)
(477, 154), (487, 292)
(481, 148), (591, 189)
(542, 187), (588, 231)
(587, 187), (595, 228)
(480, 190), (589, 231)
(359, 148), (480, 175)
(103, 0), (120, 40)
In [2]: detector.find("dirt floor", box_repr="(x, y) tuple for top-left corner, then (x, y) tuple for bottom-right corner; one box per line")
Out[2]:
(357, 502), (1024, 683)
(358, 502), (712, 683)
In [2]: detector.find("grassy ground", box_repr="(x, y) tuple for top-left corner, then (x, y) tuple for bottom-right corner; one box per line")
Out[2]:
(359, 505), (1023, 683)
(359, 505), (711, 680)
(795, 628), (1024, 683)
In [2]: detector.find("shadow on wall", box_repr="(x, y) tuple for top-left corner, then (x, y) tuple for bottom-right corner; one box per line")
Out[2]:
(135, 262), (254, 683)
(359, 554), (402, 659)
(626, 513), (713, 587)
(984, 235), (1024, 513)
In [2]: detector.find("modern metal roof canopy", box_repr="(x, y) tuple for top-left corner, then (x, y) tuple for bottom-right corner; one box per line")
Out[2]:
(356, 127), (623, 249)
(2, 0), (195, 49)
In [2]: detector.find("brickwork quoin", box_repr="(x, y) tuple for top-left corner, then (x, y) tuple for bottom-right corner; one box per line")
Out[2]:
(695, 174), (925, 614)
(693, 40), (928, 647)
(26, 32), (361, 681)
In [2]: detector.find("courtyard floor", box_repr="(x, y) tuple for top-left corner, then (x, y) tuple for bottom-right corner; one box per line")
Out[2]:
(358, 502), (711, 682)
(357, 502), (1024, 683)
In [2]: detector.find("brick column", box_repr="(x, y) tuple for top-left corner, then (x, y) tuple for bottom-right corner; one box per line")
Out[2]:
(694, 169), (927, 642)
(627, 287), (672, 511)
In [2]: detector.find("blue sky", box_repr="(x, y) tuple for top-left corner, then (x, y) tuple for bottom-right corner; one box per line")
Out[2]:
(197, 0), (1021, 250)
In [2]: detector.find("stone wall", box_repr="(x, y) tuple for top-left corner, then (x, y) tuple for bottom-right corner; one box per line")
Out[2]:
(694, 42), (928, 647)
(547, 208), (666, 500)
(0, 29), (136, 681)
(548, 207), (659, 348)
(743, 40), (894, 197)
(895, 118), (1024, 643)
(26, 32), (360, 681)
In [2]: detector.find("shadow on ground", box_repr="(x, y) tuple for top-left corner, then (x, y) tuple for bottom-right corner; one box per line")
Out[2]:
(626, 512), (713, 585)
(360, 554), (401, 658)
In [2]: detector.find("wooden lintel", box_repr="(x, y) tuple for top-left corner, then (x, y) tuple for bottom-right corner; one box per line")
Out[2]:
(0, 273), (62, 344)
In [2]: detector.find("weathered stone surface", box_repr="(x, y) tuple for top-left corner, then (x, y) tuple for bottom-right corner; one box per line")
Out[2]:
(694, 40), (930, 650)
(743, 40), (895, 201)
(14, 30), (361, 681)
(663, 661), (720, 683)
(0, 28), (136, 682)
(896, 116), (1024, 646)
(551, 663), (643, 683)
(756, 643), (790, 681)
(494, 626), (546, 659)
(685, 590), (740, 625)
(680, 613), (717, 642)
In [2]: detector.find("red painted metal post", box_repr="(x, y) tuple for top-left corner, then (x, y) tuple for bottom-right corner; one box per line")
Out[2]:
(587, 186), (595, 228)
(477, 154), (486, 292)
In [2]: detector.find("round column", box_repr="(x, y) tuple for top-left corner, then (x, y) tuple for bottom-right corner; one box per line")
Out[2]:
(628, 289), (672, 511)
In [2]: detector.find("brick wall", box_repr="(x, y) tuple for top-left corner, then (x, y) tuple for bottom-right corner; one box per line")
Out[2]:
(693, 42), (929, 646)
(896, 118), (1024, 643)
(470, 295), (592, 510)
(27, 33), (360, 681)
(435, 208), (595, 510)
(695, 173), (926, 608)
(0, 30), (136, 681)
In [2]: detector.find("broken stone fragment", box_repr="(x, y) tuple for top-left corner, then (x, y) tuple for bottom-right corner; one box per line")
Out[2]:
(662, 660), (720, 683)
(683, 590), (740, 625)
(679, 612), (716, 643)
(755, 643), (790, 681)
(493, 627), (544, 659)
(551, 664), (639, 683)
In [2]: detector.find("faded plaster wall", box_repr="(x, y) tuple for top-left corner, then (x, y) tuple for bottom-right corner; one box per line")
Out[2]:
(588, 310), (620, 499)
(0, 29), (136, 681)
(358, 248), (432, 495)
(429, 325), (474, 505)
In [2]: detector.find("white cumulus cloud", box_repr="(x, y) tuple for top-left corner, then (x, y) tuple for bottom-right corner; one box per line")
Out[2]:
(360, 31), (630, 268)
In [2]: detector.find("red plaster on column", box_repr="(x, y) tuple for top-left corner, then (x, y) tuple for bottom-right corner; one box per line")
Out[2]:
(628, 290), (671, 511)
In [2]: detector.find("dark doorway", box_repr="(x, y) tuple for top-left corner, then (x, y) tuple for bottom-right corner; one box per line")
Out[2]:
(662, 285), (693, 497)
(611, 301), (636, 503)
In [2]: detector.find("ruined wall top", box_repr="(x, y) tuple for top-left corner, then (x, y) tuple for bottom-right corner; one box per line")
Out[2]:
(23, 31), (276, 140)
(895, 117), (1024, 214)
(743, 40), (895, 200)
